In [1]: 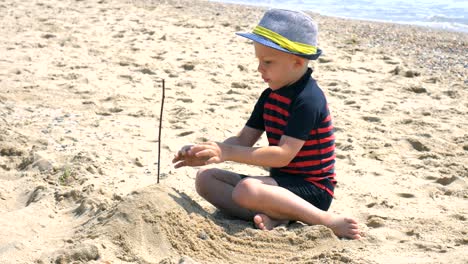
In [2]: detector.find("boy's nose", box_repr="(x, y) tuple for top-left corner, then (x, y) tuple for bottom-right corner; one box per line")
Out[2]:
(257, 63), (264, 73)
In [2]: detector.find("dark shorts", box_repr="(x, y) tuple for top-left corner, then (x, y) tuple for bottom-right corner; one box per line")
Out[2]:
(239, 174), (333, 211)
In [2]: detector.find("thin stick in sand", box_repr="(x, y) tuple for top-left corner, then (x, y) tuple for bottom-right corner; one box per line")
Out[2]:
(157, 78), (165, 184)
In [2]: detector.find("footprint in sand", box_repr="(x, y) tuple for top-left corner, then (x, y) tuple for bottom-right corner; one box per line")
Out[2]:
(170, 106), (197, 122)
(17, 152), (54, 172)
(225, 105), (240, 110)
(405, 229), (421, 238)
(177, 131), (194, 137)
(82, 100), (96, 106)
(435, 176), (460, 186)
(53, 244), (100, 263)
(237, 64), (248, 72)
(407, 138), (430, 152)
(0, 146), (24, 157)
(381, 55), (400, 65)
(357, 66), (376, 73)
(366, 199), (394, 209)
(177, 98), (193, 103)
(196, 137), (209, 143)
(231, 82), (249, 89)
(25, 186), (46, 206)
(407, 85), (427, 94)
(366, 215), (386, 228)
(418, 153), (439, 160)
(226, 89), (242, 95)
(324, 80), (351, 93)
(397, 193), (416, 198)
(181, 62), (195, 71)
(362, 116), (381, 123)
(450, 214), (466, 221)
(176, 80), (195, 89)
(137, 68), (156, 75)
(318, 57), (333, 63)
(55, 189), (82, 203)
(443, 89), (459, 99)
(108, 107), (123, 113)
(73, 198), (106, 217)
(389, 66), (420, 78)
(41, 33), (56, 39)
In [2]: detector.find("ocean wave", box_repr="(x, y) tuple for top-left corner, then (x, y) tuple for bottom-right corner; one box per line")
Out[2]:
(427, 14), (468, 25)
(403, 20), (468, 33)
(211, 0), (468, 33)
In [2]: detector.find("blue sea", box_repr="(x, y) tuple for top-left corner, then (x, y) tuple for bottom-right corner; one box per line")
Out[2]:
(211, 0), (468, 33)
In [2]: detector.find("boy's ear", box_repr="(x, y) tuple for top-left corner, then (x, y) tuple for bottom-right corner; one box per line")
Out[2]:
(293, 56), (308, 68)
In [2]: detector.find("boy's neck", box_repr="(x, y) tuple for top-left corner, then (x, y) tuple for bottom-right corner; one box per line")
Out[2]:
(287, 66), (309, 86)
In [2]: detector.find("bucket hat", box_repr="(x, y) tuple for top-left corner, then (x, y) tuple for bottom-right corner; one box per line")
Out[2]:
(236, 9), (321, 60)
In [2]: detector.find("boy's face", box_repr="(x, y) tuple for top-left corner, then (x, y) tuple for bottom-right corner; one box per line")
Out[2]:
(254, 43), (303, 90)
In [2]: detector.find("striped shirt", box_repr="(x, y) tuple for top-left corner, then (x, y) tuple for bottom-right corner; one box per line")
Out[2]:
(246, 68), (336, 196)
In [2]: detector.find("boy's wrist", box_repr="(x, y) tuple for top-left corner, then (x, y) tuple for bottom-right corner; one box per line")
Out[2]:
(218, 142), (232, 162)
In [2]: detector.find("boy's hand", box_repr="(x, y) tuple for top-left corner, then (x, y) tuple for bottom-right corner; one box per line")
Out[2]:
(190, 142), (226, 165)
(172, 145), (209, 168)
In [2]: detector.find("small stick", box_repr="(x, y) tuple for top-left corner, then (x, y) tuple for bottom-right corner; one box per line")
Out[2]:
(157, 79), (165, 184)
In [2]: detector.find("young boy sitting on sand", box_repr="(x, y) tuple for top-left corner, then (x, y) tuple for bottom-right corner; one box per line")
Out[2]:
(172, 9), (360, 239)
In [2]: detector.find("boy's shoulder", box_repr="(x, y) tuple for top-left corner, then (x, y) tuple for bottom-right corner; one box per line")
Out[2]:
(256, 77), (326, 104)
(298, 78), (326, 101)
(258, 87), (272, 100)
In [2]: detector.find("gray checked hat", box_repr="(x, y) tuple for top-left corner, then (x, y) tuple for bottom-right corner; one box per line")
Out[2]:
(236, 9), (321, 60)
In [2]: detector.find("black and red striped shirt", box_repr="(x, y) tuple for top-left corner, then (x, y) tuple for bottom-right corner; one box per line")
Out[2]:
(246, 68), (336, 196)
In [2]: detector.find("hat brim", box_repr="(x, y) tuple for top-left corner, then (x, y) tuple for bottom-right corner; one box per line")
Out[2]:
(236, 32), (321, 60)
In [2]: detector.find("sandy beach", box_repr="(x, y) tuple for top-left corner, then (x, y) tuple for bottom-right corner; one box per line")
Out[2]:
(0, 0), (467, 263)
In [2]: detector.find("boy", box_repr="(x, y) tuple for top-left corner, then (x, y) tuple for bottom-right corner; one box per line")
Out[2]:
(172, 9), (360, 239)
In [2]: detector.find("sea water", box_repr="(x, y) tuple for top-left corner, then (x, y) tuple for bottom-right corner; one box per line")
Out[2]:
(211, 0), (468, 33)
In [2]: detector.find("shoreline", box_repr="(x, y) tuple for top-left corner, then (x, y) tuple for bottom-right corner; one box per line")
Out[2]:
(205, 0), (468, 82)
(208, 0), (468, 34)
(0, 0), (467, 263)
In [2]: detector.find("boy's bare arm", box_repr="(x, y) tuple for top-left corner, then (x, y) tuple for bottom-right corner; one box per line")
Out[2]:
(172, 126), (263, 168)
(190, 135), (304, 168)
(223, 126), (263, 147)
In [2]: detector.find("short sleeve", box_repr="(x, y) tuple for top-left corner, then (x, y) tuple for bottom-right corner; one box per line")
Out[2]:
(246, 88), (271, 130)
(284, 94), (325, 140)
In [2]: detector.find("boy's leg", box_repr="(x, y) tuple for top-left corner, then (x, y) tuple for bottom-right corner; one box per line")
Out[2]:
(195, 168), (255, 220)
(196, 168), (360, 239)
(232, 177), (361, 239)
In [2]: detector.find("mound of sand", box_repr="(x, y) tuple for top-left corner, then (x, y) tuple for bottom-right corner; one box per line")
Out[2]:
(67, 184), (357, 264)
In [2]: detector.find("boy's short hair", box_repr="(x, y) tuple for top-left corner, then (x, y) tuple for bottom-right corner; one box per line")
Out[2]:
(237, 9), (322, 60)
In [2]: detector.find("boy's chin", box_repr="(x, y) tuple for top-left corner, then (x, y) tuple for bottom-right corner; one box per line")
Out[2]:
(268, 84), (281, 90)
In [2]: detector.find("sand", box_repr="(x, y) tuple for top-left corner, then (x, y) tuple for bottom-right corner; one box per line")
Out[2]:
(0, 0), (467, 263)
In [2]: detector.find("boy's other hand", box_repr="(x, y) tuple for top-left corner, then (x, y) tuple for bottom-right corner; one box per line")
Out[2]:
(190, 142), (225, 165)
(172, 145), (209, 168)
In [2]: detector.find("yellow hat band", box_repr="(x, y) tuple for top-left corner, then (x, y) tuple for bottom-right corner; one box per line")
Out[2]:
(252, 25), (317, 55)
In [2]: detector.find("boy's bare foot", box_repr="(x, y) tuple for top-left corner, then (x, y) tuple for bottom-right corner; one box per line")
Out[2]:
(253, 214), (287, 230)
(326, 215), (361, 239)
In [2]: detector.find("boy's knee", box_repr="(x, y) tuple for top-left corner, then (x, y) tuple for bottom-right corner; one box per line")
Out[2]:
(195, 168), (216, 196)
(232, 178), (259, 207)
